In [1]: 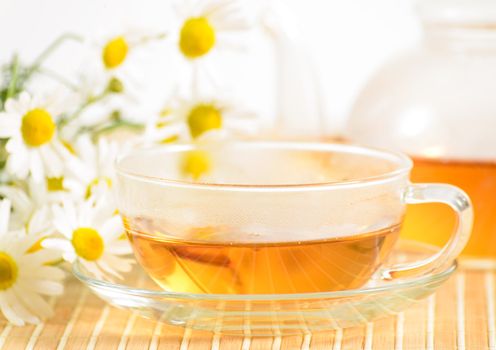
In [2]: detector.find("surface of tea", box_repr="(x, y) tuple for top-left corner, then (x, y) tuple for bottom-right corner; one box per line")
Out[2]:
(125, 221), (400, 294)
(401, 158), (496, 258)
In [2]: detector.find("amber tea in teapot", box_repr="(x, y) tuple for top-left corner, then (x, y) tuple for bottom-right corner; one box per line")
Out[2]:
(402, 158), (496, 258)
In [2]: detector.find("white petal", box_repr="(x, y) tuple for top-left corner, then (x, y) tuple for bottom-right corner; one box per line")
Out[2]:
(66, 156), (94, 183)
(5, 136), (24, 153)
(106, 240), (133, 255)
(0, 292), (25, 326)
(41, 238), (73, 255)
(40, 145), (63, 177)
(82, 261), (105, 280)
(63, 251), (77, 262)
(0, 199), (11, 236)
(62, 178), (85, 199)
(56, 199), (79, 230)
(74, 134), (96, 164)
(15, 287), (54, 319)
(4, 289), (40, 324)
(21, 246), (64, 266)
(0, 114), (19, 138)
(103, 254), (134, 273)
(4, 98), (22, 113)
(63, 200), (78, 231)
(28, 206), (53, 235)
(0, 234), (16, 253)
(19, 92), (32, 107)
(53, 219), (73, 239)
(52, 205), (75, 238)
(91, 196), (116, 227)
(6, 143), (29, 179)
(29, 150), (45, 182)
(52, 139), (73, 160)
(97, 259), (123, 279)
(22, 265), (65, 281)
(0, 186), (33, 222)
(77, 200), (95, 227)
(28, 280), (64, 296)
(101, 216), (124, 242)
(15, 232), (44, 253)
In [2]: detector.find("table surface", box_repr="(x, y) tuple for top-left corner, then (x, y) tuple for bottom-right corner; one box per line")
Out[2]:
(0, 266), (493, 350)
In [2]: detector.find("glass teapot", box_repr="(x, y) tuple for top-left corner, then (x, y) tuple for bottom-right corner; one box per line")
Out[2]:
(346, 0), (496, 261)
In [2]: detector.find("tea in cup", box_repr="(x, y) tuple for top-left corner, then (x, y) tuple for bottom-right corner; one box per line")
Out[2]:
(116, 142), (472, 294)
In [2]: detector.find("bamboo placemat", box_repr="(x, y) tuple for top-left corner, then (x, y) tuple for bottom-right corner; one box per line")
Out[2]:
(0, 268), (493, 349)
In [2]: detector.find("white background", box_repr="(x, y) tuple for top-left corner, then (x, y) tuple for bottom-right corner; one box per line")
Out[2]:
(0, 0), (421, 134)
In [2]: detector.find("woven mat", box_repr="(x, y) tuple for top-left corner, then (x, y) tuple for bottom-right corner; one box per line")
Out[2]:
(0, 267), (493, 350)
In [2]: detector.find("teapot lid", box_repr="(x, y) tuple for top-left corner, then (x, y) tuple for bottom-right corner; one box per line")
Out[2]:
(417, 0), (496, 24)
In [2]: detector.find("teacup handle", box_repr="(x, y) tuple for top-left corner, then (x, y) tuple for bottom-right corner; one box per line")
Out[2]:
(379, 183), (473, 280)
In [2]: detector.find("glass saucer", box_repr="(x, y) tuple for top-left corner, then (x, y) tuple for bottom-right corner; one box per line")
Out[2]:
(73, 239), (455, 336)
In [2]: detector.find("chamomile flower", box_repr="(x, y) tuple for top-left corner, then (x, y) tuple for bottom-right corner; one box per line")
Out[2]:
(168, 0), (253, 90)
(0, 186), (52, 234)
(0, 180), (79, 258)
(44, 190), (133, 280)
(100, 28), (165, 72)
(144, 93), (257, 143)
(90, 29), (153, 93)
(142, 107), (188, 145)
(71, 28), (164, 131)
(63, 72), (129, 139)
(0, 199), (65, 326)
(66, 135), (128, 198)
(174, 0), (251, 60)
(0, 92), (74, 182)
(0, 176), (83, 229)
(180, 149), (212, 180)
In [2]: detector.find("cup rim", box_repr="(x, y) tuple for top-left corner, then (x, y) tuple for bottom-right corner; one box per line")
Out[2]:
(115, 141), (413, 192)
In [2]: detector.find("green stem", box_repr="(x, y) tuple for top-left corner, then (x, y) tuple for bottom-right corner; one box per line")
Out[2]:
(37, 67), (79, 91)
(25, 33), (83, 78)
(92, 120), (144, 137)
(5, 55), (20, 100)
(135, 32), (168, 48)
(58, 91), (109, 129)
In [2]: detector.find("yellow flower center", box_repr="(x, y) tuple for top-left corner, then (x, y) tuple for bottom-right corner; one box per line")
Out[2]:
(72, 227), (104, 261)
(187, 104), (222, 139)
(27, 237), (44, 253)
(21, 108), (56, 147)
(155, 121), (169, 128)
(102, 36), (129, 69)
(159, 107), (172, 118)
(0, 252), (18, 290)
(181, 150), (211, 180)
(160, 135), (179, 144)
(85, 177), (112, 198)
(61, 140), (76, 154)
(179, 17), (216, 58)
(46, 177), (64, 191)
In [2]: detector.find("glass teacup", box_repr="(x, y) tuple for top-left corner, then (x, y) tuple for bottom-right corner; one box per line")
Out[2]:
(115, 142), (472, 294)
